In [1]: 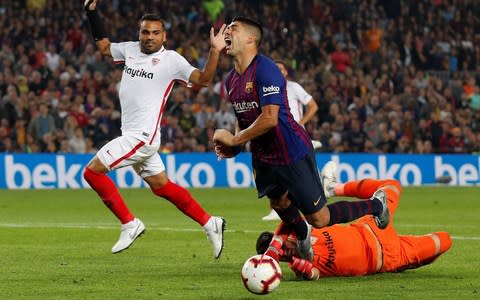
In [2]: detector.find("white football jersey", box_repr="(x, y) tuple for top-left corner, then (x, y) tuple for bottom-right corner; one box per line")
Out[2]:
(110, 42), (196, 145)
(286, 80), (313, 124)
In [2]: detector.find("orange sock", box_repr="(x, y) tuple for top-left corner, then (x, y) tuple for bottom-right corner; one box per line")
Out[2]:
(342, 179), (401, 199)
(435, 231), (453, 254)
(343, 179), (384, 198)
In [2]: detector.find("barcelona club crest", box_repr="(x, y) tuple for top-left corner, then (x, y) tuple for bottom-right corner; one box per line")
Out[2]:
(245, 82), (253, 93)
(152, 57), (160, 65)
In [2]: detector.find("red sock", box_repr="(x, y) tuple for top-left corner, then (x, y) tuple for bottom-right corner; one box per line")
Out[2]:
(152, 181), (210, 226)
(83, 167), (134, 224)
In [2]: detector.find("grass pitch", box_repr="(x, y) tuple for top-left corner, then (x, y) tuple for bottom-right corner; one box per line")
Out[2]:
(0, 187), (479, 299)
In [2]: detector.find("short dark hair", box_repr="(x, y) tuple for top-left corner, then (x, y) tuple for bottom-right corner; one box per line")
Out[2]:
(274, 60), (288, 69)
(232, 16), (263, 47)
(256, 231), (274, 254)
(140, 13), (165, 29)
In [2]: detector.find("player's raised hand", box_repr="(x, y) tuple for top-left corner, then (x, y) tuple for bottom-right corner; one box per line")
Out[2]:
(210, 24), (227, 52)
(84, 0), (98, 11)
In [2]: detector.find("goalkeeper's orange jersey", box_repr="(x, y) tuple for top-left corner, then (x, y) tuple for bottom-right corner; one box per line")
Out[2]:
(311, 217), (381, 277)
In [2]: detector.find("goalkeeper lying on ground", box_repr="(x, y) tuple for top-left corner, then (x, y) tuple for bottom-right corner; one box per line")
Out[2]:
(256, 163), (452, 279)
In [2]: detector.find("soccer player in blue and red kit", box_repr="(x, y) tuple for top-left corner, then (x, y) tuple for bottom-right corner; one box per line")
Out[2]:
(213, 16), (390, 261)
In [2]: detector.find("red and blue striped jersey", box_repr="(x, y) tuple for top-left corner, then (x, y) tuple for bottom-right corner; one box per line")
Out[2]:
(225, 54), (312, 166)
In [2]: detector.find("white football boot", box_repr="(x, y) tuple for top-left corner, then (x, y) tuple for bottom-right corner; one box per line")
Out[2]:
(320, 161), (337, 198)
(296, 221), (314, 261)
(311, 140), (323, 150)
(204, 216), (226, 259)
(112, 218), (146, 254)
(261, 209), (281, 221)
(372, 189), (390, 229)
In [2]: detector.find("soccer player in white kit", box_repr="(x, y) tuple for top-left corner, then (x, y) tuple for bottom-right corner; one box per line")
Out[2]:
(83, 0), (227, 258)
(275, 61), (319, 128)
(262, 60), (322, 221)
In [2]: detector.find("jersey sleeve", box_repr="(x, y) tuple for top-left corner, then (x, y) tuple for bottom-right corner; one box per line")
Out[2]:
(255, 58), (286, 107)
(290, 81), (312, 105)
(110, 42), (127, 63)
(169, 51), (197, 84)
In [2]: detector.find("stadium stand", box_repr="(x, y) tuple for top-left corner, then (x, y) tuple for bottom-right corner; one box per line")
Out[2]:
(0, 0), (479, 154)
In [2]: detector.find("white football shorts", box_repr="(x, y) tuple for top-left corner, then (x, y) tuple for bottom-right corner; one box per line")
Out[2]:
(96, 135), (165, 178)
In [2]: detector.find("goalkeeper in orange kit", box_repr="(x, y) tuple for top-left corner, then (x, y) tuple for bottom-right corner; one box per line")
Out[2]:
(256, 161), (452, 279)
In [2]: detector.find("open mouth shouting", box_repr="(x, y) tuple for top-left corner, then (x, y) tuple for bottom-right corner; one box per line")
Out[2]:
(225, 37), (232, 50)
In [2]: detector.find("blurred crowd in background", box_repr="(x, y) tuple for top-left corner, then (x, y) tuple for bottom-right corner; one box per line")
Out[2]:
(0, 0), (479, 154)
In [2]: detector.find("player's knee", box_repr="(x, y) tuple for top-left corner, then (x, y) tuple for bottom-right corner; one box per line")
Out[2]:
(307, 218), (328, 228)
(151, 180), (175, 198)
(84, 157), (108, 180)
(305, 208), (329, 228)
(145, 172), (169, 190)
(149, 180), (168, 191)
(270, 193), (290, 210)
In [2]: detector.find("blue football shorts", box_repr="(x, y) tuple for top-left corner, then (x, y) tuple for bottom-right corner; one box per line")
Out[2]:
(252, 149), (326, 215)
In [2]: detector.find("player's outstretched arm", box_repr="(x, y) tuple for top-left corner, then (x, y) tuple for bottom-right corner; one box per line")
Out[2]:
(189, 24), (227, 86)
(84, 0), (111, 57)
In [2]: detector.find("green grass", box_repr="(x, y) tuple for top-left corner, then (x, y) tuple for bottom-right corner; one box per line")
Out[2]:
(0, 187), (479, 299)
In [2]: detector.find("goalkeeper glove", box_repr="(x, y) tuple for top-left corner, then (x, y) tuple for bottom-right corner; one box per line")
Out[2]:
(289, 256), (318, 280)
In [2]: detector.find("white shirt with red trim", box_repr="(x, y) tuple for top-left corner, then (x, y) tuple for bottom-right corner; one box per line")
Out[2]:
(110, 42), (196, 145)
(286, 80), (313, 124)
